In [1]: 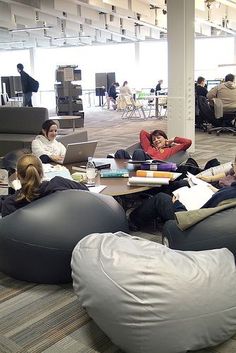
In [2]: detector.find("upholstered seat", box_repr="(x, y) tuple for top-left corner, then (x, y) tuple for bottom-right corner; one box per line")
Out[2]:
(72, 231), (236, 353)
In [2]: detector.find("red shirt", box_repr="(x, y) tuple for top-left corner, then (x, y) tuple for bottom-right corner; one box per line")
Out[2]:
(140, 130), (192, 160)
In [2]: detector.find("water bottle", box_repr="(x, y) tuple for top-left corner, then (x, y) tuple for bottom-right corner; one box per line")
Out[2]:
(86, 157), (96, 185)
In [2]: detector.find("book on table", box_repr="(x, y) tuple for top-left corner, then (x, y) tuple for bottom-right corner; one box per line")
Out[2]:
(136, 170), (181, 180)
(100, 169), (129, 178)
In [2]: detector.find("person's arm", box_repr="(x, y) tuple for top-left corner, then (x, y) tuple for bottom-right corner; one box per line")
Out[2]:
(207, 86), (218, 101)
(32, 138), (48, 158)
(46, 176), (89, 193)
(140, 130), (151, 151)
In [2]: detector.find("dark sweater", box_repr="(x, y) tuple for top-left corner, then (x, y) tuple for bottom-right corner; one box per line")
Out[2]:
(1, 176), (89, 217)
(20, 71), (33, 93)
(195, 85), (208, 97)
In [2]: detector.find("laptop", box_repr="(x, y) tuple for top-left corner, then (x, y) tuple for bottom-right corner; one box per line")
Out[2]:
(60, 141), (98, 165)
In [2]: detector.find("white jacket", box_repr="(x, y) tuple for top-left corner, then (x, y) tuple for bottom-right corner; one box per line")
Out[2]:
(32, 135), (66, 159)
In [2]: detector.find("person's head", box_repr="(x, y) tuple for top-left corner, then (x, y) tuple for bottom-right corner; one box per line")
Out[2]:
(197, 76), (206, 86)
(150, 129), (168, 149)
(123, 81), (128, 86)
(41, 120), (59, 141)
(158, 80), (163, 84)
(150, 88), (155, 93)
(16, 154), (43, 202)
(115, 82), (119, 87)
(17, 63), (24, 73)
(225, 73), (235, 83)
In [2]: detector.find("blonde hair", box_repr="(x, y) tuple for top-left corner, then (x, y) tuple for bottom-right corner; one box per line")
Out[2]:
(16, 154), (43, 202)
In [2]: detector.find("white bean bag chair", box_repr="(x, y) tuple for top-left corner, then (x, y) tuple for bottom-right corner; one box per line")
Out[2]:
(71, 232), (236, 353)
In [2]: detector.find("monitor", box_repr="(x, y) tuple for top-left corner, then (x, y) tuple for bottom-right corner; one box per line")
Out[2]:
(207, 79), (221, 91)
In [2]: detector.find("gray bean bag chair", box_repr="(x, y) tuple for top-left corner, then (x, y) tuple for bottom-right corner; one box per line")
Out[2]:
(162, 206), (236, 256)
(0, 191), (128, 284)
(72, 232), (236, 353)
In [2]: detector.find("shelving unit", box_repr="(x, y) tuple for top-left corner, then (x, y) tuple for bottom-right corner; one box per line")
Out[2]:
(55, 65), (84, 128)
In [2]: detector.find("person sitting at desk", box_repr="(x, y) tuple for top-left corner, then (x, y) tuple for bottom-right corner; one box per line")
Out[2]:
(32, 120), (66, 164)
(155, 80), (163, 94)
(195, 76), (208, 97)
(119, 81), (132, 96)
(1, 154), (88, 217)
(207, 73), (236, 113)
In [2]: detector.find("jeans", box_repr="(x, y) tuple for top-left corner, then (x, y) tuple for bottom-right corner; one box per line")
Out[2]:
(114, 148), (150, 161)
(129, 192), (175, 228)
(23, 92), (33, 107)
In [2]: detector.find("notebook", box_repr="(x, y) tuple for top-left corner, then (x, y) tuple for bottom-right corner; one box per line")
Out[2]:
(60, 141), (98, 165)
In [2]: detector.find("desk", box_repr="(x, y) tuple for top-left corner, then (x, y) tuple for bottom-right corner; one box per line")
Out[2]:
(51, 115), (82, 132)
(138, 95), (168, 118)
(68, 158), (152, 197)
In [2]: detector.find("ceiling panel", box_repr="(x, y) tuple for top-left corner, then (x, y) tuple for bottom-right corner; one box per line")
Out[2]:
(0, 0), (235, 50)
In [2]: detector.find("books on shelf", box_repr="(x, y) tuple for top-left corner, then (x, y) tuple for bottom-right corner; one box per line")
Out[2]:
(100, 169), (129, 178)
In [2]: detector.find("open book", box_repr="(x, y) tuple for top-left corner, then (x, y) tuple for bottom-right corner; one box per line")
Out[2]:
(172, 173), (215, 210)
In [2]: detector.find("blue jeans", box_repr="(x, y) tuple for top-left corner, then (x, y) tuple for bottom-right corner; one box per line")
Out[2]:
(23, 92), (33, 107)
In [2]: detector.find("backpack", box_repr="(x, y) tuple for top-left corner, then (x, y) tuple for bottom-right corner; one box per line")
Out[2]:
(30, 77), (39, 92)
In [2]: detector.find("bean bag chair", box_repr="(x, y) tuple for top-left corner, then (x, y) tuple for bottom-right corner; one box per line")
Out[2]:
(0, 190), (128, 283)
(72, 232), (236, 353)
(162, 206), (236, 256)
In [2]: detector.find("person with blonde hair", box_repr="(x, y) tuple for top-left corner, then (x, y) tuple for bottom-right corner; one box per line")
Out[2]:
(1, 154), (88, 217)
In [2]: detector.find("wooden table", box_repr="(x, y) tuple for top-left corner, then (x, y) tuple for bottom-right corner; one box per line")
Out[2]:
(50, 115), (82, 132)
(67, 158), (153, 197)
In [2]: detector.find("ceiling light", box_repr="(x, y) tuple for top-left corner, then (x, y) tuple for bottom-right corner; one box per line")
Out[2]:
(9, 26), (53, 33)
(0, 40), (25, 45)
(196, 18), (235, 35)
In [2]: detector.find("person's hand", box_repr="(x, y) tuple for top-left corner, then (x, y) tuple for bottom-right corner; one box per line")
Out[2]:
(51, 155), (64, 163)
(165, 138), (175, 147)
(172, 194), (179, 203)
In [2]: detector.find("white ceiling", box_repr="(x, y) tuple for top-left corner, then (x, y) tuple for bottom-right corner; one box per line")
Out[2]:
(0, 0), (236, 50)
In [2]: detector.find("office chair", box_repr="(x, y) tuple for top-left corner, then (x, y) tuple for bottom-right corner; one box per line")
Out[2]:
(197, 96), (215, 132)
(208, 99), (236, 135)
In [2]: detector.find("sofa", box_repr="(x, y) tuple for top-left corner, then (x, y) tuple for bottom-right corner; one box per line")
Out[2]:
(0, 107), (48, 156)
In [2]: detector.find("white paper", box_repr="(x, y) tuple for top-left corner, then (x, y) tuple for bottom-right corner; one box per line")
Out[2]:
(88, 185), (106, 193)
(128, 177), (169, 186)
(173, 184), (215, 211)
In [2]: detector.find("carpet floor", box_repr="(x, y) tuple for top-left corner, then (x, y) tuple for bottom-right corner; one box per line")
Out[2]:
(0, 107), (236, 352)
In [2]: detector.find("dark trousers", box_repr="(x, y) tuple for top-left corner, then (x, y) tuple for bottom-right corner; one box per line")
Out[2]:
(23, 92), (33, 107)
(129, 192), (175, 228)
(114, 148), (150, 161)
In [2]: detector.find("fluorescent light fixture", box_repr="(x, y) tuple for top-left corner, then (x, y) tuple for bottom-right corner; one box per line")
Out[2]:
(135, 19), (167, 33)
(196, 18), (236, 35)
(53, 35), (90, 40)
(0, 40), (25, 45)
(9, 26), (53, 33)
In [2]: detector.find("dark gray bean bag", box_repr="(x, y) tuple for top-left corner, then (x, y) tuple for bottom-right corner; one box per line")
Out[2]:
(0, 190), (128, 283)
(162, 207), (236, 255)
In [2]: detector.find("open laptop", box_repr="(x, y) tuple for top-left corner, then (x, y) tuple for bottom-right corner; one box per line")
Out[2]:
(60, 141), (98, 165)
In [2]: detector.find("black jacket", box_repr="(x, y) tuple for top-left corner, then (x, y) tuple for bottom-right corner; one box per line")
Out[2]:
(195, 85), (208, 97)
(20, 71), (34, 93)
(1, 176), (89, 217)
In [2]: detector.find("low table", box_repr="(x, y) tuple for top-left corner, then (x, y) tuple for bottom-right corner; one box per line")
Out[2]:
(51, 115), (82, 132)
(68, 158), (153, 197)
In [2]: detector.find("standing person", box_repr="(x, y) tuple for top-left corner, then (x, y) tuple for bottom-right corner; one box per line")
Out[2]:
(155, 80), (163, 94)
(17, 63), (38, 107)
(195, 76), (208, 97)
(32, 120), (66, 164)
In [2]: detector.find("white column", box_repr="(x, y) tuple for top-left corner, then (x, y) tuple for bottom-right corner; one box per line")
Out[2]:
(167, 0), (195, 151)
(29, 47), (40, 106)
(134, 42), (140, 89)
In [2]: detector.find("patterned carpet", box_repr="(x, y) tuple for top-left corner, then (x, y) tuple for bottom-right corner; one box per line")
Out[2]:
(0, 108), (236, 352)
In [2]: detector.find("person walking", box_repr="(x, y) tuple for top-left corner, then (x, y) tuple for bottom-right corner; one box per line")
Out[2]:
(17, 63), (39, 107)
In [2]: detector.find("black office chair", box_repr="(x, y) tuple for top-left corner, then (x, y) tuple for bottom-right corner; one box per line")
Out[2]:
(197, 96), (236, 135)
(197, 96), (216, 132)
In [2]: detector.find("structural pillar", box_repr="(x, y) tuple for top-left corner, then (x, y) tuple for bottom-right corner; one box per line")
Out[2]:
(167, 0), (195, 151)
